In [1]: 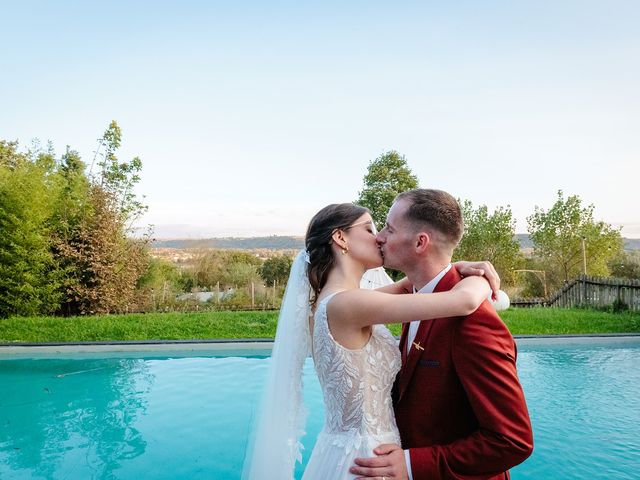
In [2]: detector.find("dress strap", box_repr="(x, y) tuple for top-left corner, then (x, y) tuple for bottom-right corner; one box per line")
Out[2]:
(317, 289), (346, 308)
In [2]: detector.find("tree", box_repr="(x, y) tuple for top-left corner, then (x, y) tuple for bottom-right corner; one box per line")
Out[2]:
(52, 123), (150, 315)
(260, 255), (293, 285)
(191, 251), (226, 290)
(55, 185), (149, 314)
(224, 262), (261, 287)
(0, 143), (61, 317)
(190, 250), (262, 290)
(0, 123), (151, 316)
(91, 120), (147, 227)
(609, 251), (640, 280)
(453, 200), (523, 285)
(0, 140), (27, 169)
(356, 150), (419, 229)
(527, 190), (623, 288)
(136, 257), (182, 310)
(49, 147), (94, 313)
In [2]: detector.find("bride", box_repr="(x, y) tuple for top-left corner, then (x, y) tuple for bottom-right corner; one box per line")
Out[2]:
(243, 203), (496, 480)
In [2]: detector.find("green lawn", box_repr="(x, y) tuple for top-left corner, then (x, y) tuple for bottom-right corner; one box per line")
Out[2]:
(502, 308), (640, 335)
(1, 308), (639, 343)
(0, 311), (279, 343)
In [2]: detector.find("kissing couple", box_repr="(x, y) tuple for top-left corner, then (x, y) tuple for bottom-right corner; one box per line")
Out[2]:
(244, 189), (533, 480)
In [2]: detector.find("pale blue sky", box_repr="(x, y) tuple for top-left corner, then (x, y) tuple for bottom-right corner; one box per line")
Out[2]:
(2, 1), (639, 237)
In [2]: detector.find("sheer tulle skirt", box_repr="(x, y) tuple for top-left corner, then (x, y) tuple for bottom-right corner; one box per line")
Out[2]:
(302, 429), (400, 480)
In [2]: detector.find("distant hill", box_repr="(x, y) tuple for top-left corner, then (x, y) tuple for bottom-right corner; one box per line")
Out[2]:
(152, 234), (639, 251)
(515, 234), (533, 249)
(152, 236), (305, 250)
(625, 238), (640, 250)
(515, 234), (639, 251)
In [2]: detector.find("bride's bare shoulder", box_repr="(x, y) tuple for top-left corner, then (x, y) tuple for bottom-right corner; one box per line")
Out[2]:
(327, 288), (385, 312)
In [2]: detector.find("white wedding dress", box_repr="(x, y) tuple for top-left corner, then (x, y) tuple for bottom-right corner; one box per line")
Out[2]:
(302, 291), (402, 479)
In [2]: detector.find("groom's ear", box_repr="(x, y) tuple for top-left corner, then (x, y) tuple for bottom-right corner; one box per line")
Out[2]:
(415, 232), (430, 253)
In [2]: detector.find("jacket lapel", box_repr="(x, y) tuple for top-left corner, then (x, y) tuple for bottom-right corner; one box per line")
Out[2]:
(397, 267), (461, 402)
(399, 322), (409, 363)
(397, 318), (435, 399)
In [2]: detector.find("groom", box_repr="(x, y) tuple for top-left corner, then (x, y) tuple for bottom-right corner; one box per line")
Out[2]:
(351, 189), (533, 480)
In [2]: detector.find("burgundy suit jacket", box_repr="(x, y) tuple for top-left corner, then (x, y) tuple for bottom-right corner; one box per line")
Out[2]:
(393, 267), (533, 480)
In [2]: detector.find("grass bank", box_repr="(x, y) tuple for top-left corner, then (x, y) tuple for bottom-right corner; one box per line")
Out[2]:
(1, 308), (639, 343)
(0, 311), (279, 343)
(502, 308), (640, 335)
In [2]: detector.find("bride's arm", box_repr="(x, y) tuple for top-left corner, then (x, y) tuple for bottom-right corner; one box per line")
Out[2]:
(329, 276), (491, 328)
(374, 261), (501, 297)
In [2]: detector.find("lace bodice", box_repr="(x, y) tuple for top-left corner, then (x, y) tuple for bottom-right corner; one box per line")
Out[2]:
(311, 291), (402, 438)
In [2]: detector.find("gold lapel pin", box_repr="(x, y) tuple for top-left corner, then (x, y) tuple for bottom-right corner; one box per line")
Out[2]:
(412, 342), (424, 351)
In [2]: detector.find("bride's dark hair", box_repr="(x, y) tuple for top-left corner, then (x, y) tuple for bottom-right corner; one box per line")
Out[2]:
(305, 203), (369, 306)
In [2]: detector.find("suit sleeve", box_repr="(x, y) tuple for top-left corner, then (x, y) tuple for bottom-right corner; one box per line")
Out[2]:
(408, 303), (534, 479)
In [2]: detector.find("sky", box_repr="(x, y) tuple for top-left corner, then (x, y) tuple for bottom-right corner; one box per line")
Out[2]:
(2, 0), (639, 238)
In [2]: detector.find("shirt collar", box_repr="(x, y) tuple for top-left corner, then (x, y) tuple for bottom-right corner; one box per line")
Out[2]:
(413, 263), (452, 294)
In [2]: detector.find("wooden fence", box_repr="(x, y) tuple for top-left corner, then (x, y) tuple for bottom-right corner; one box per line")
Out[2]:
(511, 276), (640, 311)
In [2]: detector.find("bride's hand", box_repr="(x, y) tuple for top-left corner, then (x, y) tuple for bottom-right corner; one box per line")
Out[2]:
(454, 260), (500, 300)
(375, 276), (413, 295)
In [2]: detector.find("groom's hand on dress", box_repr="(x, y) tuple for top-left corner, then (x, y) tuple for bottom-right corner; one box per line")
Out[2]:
(351, 443), (408, 479)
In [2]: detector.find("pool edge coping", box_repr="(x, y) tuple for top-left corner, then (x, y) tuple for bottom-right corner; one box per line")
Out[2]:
(2, 332), (640, 345)
(1, 333), (640, 355)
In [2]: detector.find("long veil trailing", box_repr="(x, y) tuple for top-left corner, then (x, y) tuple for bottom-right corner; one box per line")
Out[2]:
(242, 251), (393, 480)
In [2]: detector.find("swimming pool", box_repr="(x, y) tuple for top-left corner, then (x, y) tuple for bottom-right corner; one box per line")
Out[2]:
(1, 338), (639, 479)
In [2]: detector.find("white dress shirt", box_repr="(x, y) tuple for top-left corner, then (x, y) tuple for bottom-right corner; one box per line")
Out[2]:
(406, 263), (452, 353)
(404, 263), (452, 480)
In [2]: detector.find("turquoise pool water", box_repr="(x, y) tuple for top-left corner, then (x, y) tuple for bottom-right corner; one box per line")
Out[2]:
(1, 339), (639, 479)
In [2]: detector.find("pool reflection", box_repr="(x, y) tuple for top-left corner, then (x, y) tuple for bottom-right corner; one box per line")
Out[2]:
(0, 358), (151, 479)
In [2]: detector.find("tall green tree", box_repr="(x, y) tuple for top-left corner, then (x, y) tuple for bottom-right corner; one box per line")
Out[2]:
(92, 120), (147, 226)
(56, 122), (150, 314)
(0, 142), (61, 317)
(527, 190), (623, 288)
(454, 200), (523, 285)
(49, 147), (93, 314)
(356, 150), (419, 229)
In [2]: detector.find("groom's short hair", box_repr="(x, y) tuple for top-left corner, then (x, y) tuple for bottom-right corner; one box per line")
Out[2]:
(395, 189), (464, 247)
